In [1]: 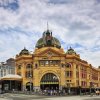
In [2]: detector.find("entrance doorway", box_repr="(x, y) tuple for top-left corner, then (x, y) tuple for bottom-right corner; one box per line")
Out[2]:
(40, 84), (59, 90)
(40, 73), (59, 90)
(26, 82), (33, 91)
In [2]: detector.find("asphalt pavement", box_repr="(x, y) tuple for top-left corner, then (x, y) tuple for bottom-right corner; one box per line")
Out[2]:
(0, 93), (100, 100)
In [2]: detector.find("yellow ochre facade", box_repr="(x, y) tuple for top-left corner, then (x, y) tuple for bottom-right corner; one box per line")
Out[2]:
(15, 29), (100, 93)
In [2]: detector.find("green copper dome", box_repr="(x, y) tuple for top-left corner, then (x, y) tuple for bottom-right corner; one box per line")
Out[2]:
(66, 47), (76, 55)
(36, 30), (61, 49)
(19, 47), (29, 55)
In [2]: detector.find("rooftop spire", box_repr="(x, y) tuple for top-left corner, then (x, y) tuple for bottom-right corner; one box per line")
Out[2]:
(47, 21), (49, 30)
(24, 46), (26, 50)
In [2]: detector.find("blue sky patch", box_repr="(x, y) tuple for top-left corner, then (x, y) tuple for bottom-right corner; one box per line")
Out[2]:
(0, 0), (100, 67)
(0, 0), (19, 11)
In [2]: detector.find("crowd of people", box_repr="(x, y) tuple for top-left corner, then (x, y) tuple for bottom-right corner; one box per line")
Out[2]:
(36, 89), (100, 96)
(41, 89), (65, 96)
(4, 88), (100, 96)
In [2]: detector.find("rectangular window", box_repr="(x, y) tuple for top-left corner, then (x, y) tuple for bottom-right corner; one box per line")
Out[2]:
(65, 71), (72, 77)
(39, 60), (60, 66)
(45, 61), (49, 65)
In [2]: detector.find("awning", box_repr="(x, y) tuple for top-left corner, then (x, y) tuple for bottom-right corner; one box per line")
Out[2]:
(1, 74), (22, 81)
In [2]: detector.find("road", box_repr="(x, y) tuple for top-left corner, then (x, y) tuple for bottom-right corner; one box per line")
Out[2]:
(0, 93), (100, 100)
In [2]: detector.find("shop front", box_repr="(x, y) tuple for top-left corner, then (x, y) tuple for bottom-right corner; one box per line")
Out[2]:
(1, 74), (22, 92)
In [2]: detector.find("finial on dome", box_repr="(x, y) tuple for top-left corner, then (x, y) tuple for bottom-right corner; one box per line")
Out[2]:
(70, 46), (72, 49)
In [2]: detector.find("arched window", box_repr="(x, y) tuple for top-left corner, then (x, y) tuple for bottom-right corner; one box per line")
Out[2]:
(66, 63), (71, 68)
(26, 64), (33, 78)
(26, 64), (32, 69)
(18, 65), (21, 70)
(17, 65), (21, 76)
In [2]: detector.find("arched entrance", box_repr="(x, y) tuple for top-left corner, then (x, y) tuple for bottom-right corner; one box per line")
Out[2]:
(40, 73), (59, 90)
(26, 82), (33, 91)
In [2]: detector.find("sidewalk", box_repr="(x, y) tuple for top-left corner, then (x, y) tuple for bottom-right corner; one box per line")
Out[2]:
(0, 93), (100, 100)
(0, 99), (12, 100)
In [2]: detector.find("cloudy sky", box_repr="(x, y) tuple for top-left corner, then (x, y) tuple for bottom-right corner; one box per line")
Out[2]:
(0, 0), (100, 67)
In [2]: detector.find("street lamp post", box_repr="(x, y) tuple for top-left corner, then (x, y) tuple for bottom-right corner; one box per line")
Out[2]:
(79, 86), (81, 95)
(29, 64), (32, 94)
(66, 83), (70, 95)
(29, 75), (32, 94)
(68, 84), (70, 95)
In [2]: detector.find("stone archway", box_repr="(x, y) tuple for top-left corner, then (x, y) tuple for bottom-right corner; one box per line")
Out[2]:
(40, 73), (59, 90)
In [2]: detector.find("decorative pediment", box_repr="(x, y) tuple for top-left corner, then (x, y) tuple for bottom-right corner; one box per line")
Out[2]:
(42, 51), (59, 57)
(35, 47), (65, 57)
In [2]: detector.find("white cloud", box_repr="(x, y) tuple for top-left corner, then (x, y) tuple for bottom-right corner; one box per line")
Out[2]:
(0, 0), (100, 67)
